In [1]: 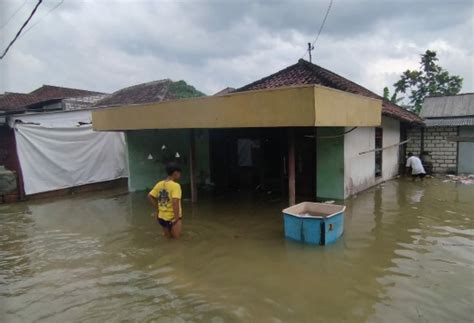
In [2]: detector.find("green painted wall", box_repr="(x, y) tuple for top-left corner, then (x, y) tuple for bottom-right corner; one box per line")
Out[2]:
(126, 129), (210, 197)
(316, 127), (345, 200)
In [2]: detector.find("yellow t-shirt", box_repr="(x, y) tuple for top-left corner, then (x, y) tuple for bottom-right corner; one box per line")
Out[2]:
(149, 180), (182, 221)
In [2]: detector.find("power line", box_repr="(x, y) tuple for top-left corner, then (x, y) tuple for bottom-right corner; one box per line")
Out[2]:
(0, 0), (29, 30)
(19, 0), (65, 39)
(0, 0), (43, 60)
(303, 0), (334, 60)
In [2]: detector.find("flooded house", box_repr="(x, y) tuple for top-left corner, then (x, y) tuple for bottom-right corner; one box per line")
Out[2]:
(406, 93), (474, 174)
(92, 59), (423, 204)
(0, 85), (128, 202)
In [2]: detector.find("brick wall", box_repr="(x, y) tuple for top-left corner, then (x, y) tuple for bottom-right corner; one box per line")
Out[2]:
(424, 126), (457, 173)
(406, 127), (422, 155)
(406, 126), (458, 173)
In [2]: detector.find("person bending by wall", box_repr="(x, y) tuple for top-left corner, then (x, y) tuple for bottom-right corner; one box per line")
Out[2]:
(406, 152), (426, 182)
(148, 163), (183, 239)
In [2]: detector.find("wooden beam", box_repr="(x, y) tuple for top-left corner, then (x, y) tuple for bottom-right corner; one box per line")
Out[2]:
(288, 128), (296, 206)
(358, 139), (410, 155)
(189, 129), (198, 203)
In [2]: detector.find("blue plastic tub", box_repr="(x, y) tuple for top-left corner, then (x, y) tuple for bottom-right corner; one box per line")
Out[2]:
(282, 202), (345, 245)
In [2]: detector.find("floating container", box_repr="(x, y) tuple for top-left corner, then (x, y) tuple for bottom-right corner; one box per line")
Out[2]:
(282, 202), (346, 245)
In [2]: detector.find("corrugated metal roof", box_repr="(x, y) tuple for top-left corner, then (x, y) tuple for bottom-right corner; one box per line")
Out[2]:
(421, 93), (474, 118)
(424, 117), (474, 127)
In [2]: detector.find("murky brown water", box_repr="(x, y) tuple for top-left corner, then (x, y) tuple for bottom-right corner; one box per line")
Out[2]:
(1, 178), (473, 322)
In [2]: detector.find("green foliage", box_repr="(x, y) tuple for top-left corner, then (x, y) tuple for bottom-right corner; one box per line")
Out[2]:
(168, 80), (206, 99)
(382, 86), (403, 104)
(393, 50), (463, 113)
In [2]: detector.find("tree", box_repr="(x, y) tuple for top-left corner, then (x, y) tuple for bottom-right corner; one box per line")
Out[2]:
(393, 50), (463, 113)
(383, 86), (403, 104)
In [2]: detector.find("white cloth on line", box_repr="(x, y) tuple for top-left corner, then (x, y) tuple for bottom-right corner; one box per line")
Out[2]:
(11, 110), (128, 195)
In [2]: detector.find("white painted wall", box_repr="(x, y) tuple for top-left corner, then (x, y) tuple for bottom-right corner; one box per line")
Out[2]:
(344, 126), (374, 198)
(344, 117), (400, 198)
(381, 117), (401, 181)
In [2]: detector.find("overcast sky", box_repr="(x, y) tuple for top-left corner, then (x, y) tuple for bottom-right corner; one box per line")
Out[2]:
(0, 0), (473, 97)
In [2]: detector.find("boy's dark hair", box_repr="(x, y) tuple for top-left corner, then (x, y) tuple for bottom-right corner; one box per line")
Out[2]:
(166, 163), (182, 176)
(407, 152), (413, 157)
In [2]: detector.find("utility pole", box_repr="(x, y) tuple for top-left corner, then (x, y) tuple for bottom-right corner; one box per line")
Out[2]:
(307, 42), (314, 63)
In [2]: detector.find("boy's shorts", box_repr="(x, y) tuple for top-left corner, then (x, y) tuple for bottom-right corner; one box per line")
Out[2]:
(158, 218), (181, 230)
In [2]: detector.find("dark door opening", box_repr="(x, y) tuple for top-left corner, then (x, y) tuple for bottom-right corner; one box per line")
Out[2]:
(294, 128), (316, 200)
(209, 127), (316, 201)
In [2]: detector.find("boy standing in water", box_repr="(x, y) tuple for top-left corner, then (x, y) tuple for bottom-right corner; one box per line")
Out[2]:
(406, 152), (426, 181)
(148, 163), (182, 239)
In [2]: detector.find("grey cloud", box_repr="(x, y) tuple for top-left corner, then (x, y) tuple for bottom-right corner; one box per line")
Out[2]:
(0, 0), (472, 97)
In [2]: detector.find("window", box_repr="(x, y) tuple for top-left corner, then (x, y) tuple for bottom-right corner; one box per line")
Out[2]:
(375, 127), (383, 177)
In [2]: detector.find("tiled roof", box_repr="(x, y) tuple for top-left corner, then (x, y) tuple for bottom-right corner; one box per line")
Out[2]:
(0, 93), (41, 112)
(30, 85), (104, 100)
(0, 85), (104, 113)
(213, 87), (236, 96)
(95, 79), (205, 107)
(236, 59), (423, 124)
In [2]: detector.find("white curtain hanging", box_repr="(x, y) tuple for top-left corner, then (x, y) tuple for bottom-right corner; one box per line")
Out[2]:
(10, 110), (128, 195)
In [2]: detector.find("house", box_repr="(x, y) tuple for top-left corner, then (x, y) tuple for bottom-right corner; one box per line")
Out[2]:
(93, 79), (206, 192)
(406, 93), (474, 174)
(0, 85), (128, 202)
(233, 59), (423, 197)
(92, 59), (422, 204)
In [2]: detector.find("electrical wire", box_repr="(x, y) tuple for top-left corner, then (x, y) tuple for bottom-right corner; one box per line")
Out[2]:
(0, 0), (29, 30)
(302, 0), (334, 59)
(19, 0), (65, 39)
(0, 0), (43, 60)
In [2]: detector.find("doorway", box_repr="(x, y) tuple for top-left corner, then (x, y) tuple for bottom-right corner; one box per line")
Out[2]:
(208, 127), (316, 201)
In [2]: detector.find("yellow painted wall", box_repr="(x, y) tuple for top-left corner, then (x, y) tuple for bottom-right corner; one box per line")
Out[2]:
(92, 85), (382, 131)
(93, 86), (316, 131)
(313, 86), (381, 126)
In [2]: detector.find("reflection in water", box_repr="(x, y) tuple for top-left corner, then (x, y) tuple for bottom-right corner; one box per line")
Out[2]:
(409, 187), (425, 204)
(0, 179), (473, 322)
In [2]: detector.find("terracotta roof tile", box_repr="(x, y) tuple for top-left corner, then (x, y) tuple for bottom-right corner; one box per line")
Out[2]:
(236, 59), (423, 124)
(0, 85), (105, 113)
(30, 85), (104, 100)
(213, 87), (236, 96)
(94, 79), (205, 107)
(0, 93), (40, 112)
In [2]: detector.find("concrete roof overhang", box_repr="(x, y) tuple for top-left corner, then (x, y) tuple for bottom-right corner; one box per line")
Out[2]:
(92, 85), (382, 131)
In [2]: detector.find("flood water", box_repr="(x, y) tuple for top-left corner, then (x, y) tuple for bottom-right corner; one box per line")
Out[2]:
(1, 178), (473, 322)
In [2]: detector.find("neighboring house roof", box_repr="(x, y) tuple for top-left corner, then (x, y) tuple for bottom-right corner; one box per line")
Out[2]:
(420, 93), (474, 118)
(30, 85), (104, 100)
(23, 94), (109, 112)
(1, 85), (105, 113)
(424, 117), (474, 127)
(236, 59), (423, 124)
(62, 95), (109, 111)
(95, 79), (205, 107)
(213, 87), (236, 96)
(0, 92), (41, 112)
